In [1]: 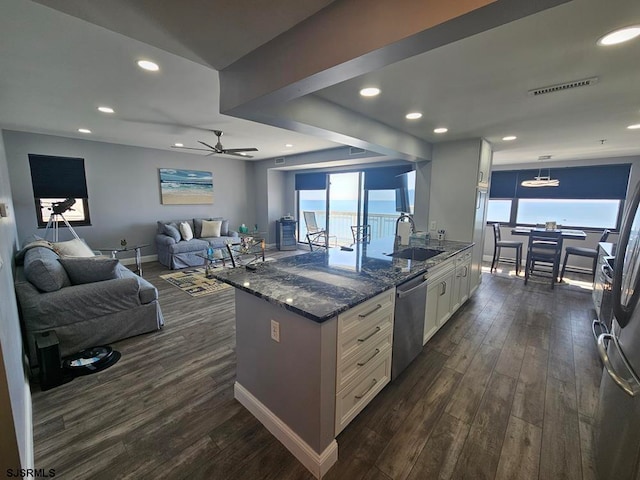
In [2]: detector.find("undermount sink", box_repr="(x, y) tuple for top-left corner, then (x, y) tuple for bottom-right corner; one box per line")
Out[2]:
(385, 247), (443, 261)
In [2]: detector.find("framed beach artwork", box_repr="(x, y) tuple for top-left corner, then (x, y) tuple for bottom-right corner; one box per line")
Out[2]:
(159, 168), (214, 205)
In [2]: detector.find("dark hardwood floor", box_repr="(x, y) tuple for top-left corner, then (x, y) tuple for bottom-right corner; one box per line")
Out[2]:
(31, 253), (602, 479)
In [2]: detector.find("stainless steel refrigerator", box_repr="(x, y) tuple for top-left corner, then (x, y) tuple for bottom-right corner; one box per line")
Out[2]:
(596, 180), (640, 479)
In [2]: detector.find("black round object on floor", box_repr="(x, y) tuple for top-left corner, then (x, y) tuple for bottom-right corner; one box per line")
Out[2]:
(62, 346), (121, 376)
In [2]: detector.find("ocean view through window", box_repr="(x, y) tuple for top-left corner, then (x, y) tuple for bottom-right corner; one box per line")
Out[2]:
(297, 170), (415, 245)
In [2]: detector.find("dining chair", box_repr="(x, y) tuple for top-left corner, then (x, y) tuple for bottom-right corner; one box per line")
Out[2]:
(559, 229), (610, 282)
(491, 223), (523, 275)
(303, 211), (335, 251)
(524, 230), (564, 289)
(350, 225), (371, 245)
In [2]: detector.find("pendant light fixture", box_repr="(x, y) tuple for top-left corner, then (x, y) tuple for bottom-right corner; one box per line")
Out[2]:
(521, 156), (559, 187)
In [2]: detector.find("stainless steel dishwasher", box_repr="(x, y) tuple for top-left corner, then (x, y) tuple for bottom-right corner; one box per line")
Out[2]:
(391, 273), (427, 380)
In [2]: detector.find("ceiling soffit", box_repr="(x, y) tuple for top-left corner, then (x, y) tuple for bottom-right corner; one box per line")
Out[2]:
(218, 0), (570, 161)
(31, 0), (337, 69)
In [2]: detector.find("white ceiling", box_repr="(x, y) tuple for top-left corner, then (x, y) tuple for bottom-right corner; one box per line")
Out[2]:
(1, 0), (639, 166)
(314, 0), (640, 165)
(0, 0), (341, 160)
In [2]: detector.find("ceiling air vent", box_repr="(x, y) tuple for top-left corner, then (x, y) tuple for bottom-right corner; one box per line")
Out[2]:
(274, 157), (285, 165)
(528, 77), (598, 97)
(349, 147), (365, 155)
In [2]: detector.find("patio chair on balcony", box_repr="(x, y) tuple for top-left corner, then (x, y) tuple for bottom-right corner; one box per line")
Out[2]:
(303, 211), (336, 250)
(350, 225), (371, 245)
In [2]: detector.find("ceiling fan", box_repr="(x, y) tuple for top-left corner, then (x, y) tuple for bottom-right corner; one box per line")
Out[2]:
(172, 130), (258, 158)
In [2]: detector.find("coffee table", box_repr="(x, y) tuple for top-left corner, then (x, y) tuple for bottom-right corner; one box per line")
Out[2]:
(226, 236), (265, 268)
(196, 247), (231, 278)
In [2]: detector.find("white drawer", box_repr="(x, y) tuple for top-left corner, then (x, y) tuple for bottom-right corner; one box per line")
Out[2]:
(335, 350), (391, 435)
(337, 331), (392, 390)
(337, 305), (393, 361)
(338, 288), (395, 338)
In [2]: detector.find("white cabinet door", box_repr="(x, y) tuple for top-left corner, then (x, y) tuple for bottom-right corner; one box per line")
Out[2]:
(436, 270), (454, 327)
(424, 281), (440, 344)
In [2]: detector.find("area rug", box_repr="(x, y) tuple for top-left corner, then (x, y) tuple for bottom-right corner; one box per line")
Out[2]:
(160, 268), (232, 297)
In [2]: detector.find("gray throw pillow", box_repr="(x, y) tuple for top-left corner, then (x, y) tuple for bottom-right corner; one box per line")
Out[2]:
(163, 223), (181, 242)
(23, 247), (71, 292)
(219, 219), (229, 236)
(58, 257), (119, 285)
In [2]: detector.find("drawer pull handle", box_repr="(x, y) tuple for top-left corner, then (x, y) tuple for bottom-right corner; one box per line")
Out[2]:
(357, 349), (380, 367)
(359, 304), (382, 318)
(357, 326), (381, 343)
(354, 378), (378, 399)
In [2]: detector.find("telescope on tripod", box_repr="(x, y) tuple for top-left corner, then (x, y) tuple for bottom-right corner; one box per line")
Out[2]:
(44, 198), (81, 242)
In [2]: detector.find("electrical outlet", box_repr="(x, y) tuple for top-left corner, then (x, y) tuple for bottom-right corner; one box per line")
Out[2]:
(429, 221), (437, 231)
(270, 319), (280, 342)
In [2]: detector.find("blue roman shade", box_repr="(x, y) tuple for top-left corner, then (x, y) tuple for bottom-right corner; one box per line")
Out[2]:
(295, 172), (327, 190)
(29, 154), (88, 198)
(490, 164), (631, 200)
(364, 165), (414, 190)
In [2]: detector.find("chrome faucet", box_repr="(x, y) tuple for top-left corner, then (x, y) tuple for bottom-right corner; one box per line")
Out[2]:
(394, 214), (415, 248)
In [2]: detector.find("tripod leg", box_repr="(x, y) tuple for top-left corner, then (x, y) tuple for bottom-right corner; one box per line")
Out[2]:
(59, 214), (81, 240)
(44, 213), (55, 241)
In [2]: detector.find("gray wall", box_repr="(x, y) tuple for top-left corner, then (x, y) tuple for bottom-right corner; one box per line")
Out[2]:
(484, 155), (640, 270)
(3, 130), (255, 252)
(0, 132), (32, 470)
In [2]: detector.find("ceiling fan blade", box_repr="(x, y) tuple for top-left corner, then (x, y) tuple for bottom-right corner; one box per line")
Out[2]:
(172, 146), (214, 152)
(198, 140), (219, 151)
(223, 148), (258, 153)
(222, 151), (254, 158)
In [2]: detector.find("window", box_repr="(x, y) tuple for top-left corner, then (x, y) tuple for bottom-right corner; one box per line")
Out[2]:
(28, 154), (91, 228)
(36, 198), (90, 227)
(488, 164), (631, 230)
(516, 199), (621, 229)
(487, 199), (512, 223)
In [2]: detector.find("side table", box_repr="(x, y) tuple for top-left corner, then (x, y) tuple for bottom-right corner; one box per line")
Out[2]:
(195, 247), (231, 278)
(96, 244), (149, 276)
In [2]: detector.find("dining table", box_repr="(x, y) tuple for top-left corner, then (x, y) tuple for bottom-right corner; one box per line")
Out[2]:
(510, 227), (587, 240)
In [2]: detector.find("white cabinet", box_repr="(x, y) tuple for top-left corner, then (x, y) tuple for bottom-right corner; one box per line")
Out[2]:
(335, 288), (395, 434)
(452, 249), (472, 312)
(428, 138), (492, 297)
(478, 140), (492, 188)
(424, 258), (455, 344)
(423, 249), (473, 345)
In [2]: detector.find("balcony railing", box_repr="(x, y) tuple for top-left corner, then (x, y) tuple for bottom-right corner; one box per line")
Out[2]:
(299, 210), (399, 246)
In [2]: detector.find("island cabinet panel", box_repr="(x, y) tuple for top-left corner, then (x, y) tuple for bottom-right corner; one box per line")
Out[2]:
(335, 288), (395, 435)
(234, 290), (338, 457)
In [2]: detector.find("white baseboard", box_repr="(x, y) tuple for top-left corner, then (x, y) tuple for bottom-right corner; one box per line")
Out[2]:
(234, 382), (338, 479)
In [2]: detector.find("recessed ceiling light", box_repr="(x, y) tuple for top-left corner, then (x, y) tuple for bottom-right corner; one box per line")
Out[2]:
(285, 144), (293, 148)
(597, 25), (640, 46)
(78, 128), (91, 134)
(434, 127), (448, 134)
(137, 59), (159, 72)
(405, 112), (422, 120)
(359, 87), (380, 97)
(97, 106), (114, 114)
(502, 135), (517, 141)
(628, 124), (640, 130)
(174, 143), (184, 147)
(239, 152), (248, 156)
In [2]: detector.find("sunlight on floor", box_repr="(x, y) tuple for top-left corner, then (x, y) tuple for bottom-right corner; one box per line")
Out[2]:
(482, 265), (594, 291)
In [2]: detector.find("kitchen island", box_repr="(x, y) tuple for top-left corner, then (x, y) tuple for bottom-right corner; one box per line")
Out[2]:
(210, 238), (473, 478)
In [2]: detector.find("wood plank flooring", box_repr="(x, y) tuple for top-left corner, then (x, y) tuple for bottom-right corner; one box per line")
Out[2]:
(30, 253), (602, 479)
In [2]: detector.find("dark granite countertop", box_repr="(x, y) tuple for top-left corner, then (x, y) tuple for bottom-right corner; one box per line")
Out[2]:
(210, 237), (473, 323)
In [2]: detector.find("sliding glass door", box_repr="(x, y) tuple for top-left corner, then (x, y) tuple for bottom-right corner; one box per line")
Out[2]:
(328, 172), (363, 246)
